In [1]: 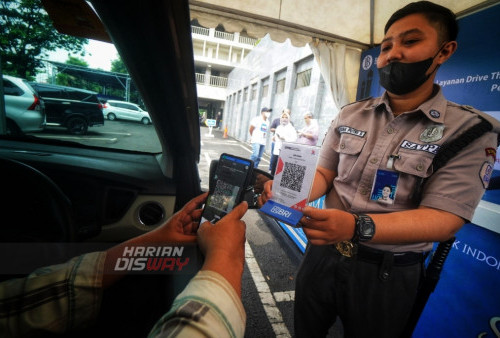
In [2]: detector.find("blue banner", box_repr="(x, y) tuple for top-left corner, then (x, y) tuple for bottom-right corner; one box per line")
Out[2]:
(413, 223), (500, 337)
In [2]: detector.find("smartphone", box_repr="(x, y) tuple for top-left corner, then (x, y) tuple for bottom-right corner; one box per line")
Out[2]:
(201, 153), (254, 224)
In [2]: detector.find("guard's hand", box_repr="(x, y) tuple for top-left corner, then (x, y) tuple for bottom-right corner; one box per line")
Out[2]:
(254, 173), (271, 195)
(257, 179), (273, 207)
(299, 207), (355, 245)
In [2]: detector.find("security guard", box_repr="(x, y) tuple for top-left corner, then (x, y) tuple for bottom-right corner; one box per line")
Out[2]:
(259, 2), (500, 337)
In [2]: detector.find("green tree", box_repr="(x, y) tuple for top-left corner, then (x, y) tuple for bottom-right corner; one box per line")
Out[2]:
(111, 57), (128, 74)
(0, 0), (87, 79)
(65, 55), (89, 67)
(56, 56), (91, 88)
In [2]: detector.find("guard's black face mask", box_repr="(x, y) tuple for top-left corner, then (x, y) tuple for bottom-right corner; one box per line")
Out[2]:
(378, 45), (444, 95)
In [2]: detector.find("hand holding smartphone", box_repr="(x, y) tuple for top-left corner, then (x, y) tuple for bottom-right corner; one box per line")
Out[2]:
(200, 154), (254, 224)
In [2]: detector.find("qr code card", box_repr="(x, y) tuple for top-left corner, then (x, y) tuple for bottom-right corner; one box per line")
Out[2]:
(260, 142), (319, 226)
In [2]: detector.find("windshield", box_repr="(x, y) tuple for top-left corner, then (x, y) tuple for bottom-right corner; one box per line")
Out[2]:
(0, 0), (162, 153)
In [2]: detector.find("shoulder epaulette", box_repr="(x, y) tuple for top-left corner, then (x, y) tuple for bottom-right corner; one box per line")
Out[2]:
(455, 104), (500, 138)
(341, 96), (372, 110)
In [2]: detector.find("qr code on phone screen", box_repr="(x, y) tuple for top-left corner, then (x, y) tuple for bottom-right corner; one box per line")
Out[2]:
(279, 162), (306, 192)
(211, 180), (235, 211)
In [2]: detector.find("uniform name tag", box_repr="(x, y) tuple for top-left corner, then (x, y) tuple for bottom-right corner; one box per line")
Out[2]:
(338, 126), (366, 138)
(400, 140), (440, 154)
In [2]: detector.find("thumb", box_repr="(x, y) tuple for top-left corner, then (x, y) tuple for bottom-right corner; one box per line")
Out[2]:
(224, 201), (248, 221)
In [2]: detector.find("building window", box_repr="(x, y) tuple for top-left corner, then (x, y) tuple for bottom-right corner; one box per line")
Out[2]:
(276, 78), (286, 94)
(237, 91), (241, 104)
(251, 86), (257, 100)
(262, 84), (269, 98)
(296, 68), (312, 88)
(244, 87), (248, 101)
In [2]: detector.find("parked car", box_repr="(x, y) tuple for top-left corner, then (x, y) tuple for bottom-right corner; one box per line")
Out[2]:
(2, 75), (45, 135)
(103, 99), (151, 124)
(29, 82), (104, 135)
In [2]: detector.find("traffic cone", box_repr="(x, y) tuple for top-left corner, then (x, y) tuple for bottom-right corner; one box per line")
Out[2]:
(223, 125), (228, 138)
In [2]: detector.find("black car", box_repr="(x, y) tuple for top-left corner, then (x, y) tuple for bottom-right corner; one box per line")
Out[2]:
(29, 82), (104, 135)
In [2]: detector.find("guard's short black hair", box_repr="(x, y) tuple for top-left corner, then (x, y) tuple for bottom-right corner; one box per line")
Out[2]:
(384, 1), (458, 43)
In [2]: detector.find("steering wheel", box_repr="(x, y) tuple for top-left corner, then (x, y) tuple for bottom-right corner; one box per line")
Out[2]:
(0, 157), (76, 242)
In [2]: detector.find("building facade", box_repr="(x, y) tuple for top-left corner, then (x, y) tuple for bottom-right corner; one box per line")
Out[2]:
(191, 20), (257, 122)
(224, 34), (338, 151)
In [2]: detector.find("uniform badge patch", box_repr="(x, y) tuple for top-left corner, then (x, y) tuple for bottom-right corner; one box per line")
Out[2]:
(479, 162), (493, 189)
(429, 110), (440, 118)
(420, 124), (444, 143)
(485, 147), (497, 161)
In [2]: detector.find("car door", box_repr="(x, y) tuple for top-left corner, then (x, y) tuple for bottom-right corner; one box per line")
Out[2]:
(0, 1), (201, 336)
(119, 102), (136, 121)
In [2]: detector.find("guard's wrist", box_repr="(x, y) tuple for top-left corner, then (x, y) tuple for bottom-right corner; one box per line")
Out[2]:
(351, 213), (376, 243)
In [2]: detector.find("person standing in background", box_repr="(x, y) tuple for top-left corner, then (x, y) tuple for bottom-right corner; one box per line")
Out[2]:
(297, 111), (319, 146)
(269, 108), (291, 173)
(270, 111), (297, 175)
(249, 107), (271, 168)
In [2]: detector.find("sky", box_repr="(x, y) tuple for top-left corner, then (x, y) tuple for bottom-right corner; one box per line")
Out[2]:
(47, 39), (118, 71)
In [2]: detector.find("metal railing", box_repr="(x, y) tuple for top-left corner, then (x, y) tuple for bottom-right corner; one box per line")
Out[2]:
(195, 73), (205, 84)
(214, 30), (234, 41)
(191, 26), (209, 36)
(191, 25), (257, 46)
(195, 73), (228, 88)
(209, 75), (228, 87)
(239, 35), (257, 45)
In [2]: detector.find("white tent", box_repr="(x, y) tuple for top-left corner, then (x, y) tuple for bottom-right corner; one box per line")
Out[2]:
(189, 0), (498, 105)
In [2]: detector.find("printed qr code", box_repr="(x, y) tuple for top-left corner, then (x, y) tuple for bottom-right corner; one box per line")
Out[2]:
(279, 162), (306, 192)
(210, 180), (236, 211)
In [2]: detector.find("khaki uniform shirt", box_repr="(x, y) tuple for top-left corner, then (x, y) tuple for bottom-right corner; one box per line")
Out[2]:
(318, 86), (500, 253)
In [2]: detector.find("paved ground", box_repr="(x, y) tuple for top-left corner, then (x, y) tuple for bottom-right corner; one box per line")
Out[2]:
(199, 126), (344, 337)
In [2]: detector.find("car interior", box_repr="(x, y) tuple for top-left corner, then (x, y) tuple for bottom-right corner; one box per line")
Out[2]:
(0, 0), (272, 336)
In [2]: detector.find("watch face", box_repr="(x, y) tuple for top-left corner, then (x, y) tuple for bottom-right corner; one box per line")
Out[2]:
(358, 215), (375, 240)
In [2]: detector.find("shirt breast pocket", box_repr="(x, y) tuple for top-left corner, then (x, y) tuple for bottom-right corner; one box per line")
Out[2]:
(333, 134), (366, 181)
(393, 150), (435, 201)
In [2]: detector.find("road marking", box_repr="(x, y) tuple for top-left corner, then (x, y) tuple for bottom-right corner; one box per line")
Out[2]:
(239, 144), (270, 166)
(273, 291), (295, 302)
(239, 144), (252, 152)
(36, 135), (118, 143)
(204, 152), (211, 166)
(99, 131), (132, 136)
(206, 140), (238, 145)
(245, 241), (291, 337)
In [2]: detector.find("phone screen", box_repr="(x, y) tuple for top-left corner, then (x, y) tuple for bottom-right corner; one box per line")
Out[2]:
(201, 154), (253, 224)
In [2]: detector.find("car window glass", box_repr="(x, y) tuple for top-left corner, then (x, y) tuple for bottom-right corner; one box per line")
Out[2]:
(3, 79), (23, 96)
(32, 85), (65, 99)
(0, 3), (162, 153)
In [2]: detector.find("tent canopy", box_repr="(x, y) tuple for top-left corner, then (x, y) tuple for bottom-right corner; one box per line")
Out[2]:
(189, 0), (497, 48)
(189, 0), (498, 105)
(46, 0), (499, 106)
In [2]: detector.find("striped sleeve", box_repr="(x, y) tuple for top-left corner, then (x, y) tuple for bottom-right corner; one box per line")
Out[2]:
(148, 270), (246, 338)
(0, 251), (105, 337)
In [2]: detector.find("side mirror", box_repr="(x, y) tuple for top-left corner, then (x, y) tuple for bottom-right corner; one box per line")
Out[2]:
(208, 159), (273, 209)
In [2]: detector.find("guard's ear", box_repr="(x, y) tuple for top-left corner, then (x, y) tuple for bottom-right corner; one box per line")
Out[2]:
(437, 41), (457, 64)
